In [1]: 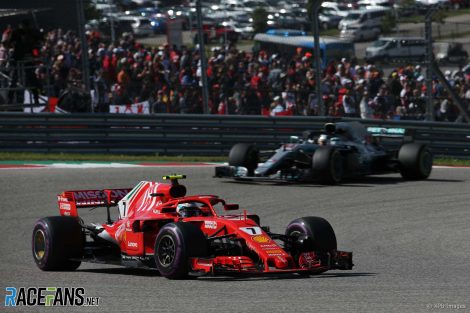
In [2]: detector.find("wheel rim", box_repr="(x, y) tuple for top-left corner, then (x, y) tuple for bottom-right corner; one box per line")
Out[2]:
(289, 230), (303, 237)
(158, 235), (176, 267)
(33, 229), (46, 261)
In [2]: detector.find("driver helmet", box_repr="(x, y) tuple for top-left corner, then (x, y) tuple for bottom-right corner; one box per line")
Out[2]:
(318, 134), (329, 145)
(176, 202), (202, 218)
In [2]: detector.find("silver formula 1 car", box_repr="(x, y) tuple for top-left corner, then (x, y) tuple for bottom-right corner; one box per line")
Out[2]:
(215, 121), (433, 184)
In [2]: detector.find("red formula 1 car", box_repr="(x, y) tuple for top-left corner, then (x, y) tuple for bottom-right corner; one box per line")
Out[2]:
(32, 175), (353, 278)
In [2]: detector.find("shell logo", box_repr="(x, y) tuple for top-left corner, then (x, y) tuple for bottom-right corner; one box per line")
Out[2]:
(252, 235), (270, 243)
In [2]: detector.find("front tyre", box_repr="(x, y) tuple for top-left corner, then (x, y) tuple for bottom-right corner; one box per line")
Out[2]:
(154, 223), (207, 279)
(312, 146), (343, 184)
(286, 217), (337, 252)
(228, 143), (259, 176)
(398, 143), (433, 180)
(32, 216), (83, 271)
(286, 217), (337, 274)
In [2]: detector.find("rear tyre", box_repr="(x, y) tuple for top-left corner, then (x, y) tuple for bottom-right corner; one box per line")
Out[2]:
(286, 217), (337, 275)
(228, 143), (259, 176)
(312, 146), (343, 184)
(154, 223), (208, 279)
(32, 216), (83, 271)
(398, 143), (433, 180)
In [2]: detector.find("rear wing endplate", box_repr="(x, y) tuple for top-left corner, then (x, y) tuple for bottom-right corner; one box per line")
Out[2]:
(57, 188), (131, 217)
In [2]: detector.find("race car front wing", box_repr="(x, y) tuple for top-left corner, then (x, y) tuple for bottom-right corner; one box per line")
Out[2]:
(190, 251), (353, 276)
(215, 165), (244, 178)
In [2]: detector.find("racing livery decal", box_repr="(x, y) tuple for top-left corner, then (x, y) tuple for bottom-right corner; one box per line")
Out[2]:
(252, 235), (270, 243)
(204, 221), (217, 229)
(265, 249), (284, 256)
(239, 227), (263, 235)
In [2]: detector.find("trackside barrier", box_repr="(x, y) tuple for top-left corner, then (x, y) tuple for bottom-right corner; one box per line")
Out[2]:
(0, 113), (468, 158)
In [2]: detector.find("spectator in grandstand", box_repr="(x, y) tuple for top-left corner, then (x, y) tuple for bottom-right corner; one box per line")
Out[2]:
(1, 22), (468, 122)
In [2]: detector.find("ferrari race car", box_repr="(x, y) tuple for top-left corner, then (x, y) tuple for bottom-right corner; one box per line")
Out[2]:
(215, 121), (433, 184)
(32, 175), (353, 278)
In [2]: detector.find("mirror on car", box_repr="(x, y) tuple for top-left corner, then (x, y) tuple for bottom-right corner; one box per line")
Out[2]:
(224, 204), (239, 210)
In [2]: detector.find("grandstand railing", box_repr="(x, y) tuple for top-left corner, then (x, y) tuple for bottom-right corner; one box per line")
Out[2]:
(0, 113), (468, 158)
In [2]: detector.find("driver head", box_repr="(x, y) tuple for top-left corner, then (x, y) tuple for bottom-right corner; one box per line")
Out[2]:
(325, 123), (336, 134)
(176, 202), (202, 218)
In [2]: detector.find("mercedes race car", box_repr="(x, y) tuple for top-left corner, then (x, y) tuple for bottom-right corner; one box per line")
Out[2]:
(215, 121), (433, 184)
(32, 175), (353, 279)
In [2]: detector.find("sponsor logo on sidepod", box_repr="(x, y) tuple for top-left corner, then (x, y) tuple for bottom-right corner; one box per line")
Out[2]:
(204, 221), (217, 229)
(127, 242), (138, 248)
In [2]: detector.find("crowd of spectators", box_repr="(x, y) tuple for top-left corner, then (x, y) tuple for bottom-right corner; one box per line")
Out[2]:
(1, 23), (470, 121)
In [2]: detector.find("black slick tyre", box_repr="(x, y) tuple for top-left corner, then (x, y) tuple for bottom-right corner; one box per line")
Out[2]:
(312, 146), (343, 184)
(398, 143), (433, 180)
(32, 216), (84, 271)
(154, 222), (207, 279)
(286, 216), (337, 275)
(286, 217), (337, 252)
(228, 143), (259, 176)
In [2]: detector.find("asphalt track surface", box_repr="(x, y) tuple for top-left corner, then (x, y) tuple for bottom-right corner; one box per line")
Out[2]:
(1, 166), (469, 313)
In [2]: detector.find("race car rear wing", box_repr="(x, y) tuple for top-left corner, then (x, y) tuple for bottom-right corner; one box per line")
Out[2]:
(57, 188), (131, 217)
(367, 127), (414, 142)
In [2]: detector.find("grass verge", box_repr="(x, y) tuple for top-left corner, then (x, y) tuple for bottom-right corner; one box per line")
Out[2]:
(433, 157), (470, 167)
(0, 153), (226, 163)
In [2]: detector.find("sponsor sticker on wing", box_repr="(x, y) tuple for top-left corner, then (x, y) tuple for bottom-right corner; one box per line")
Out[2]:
(265, 249), (284, 256)
(259, 243), (277, 248)
(59, 203), (71, 211)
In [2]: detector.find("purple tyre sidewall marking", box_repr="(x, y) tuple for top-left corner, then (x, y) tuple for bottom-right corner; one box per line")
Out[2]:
(157, 224), (185, 276)
(286, 221), (310, 237)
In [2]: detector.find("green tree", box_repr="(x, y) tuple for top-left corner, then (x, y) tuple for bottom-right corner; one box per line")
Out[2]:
(252, 7), (268, 34)
(433, 10), (446, 24)
(398, 0), (416, 7)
